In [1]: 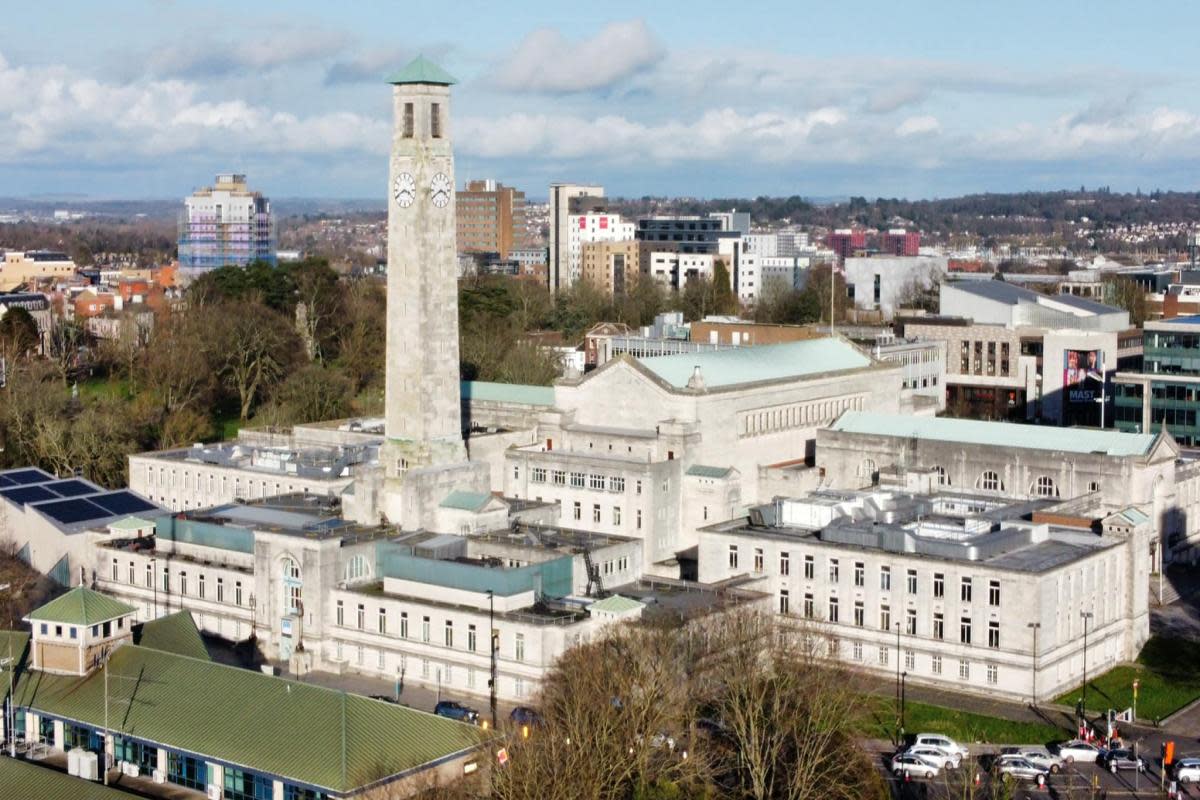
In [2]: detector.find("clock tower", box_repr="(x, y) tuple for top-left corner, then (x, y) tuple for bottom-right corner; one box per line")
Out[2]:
(379, 56), (487, 528)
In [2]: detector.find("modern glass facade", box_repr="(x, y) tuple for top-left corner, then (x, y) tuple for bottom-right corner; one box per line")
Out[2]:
(1115, 322), (1200, 445)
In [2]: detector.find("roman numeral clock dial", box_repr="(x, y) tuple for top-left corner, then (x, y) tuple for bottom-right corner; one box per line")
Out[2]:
(393, 172), (415, 208)
(430, 172), (451, 208)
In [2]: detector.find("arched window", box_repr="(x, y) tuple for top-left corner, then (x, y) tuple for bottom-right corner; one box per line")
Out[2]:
(1032, 476), (1058, 498)
(282, 558), (301, 581)
(282, 557), (303, 615)
(343, 555), (371, 583)
(978, 471), (1003, 492)
(933, 466), (950, 486)
(859, 459), (878, 483)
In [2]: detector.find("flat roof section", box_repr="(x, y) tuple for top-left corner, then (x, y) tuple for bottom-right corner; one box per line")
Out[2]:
(830, 410), (1158, 457)
(638, 337), (872, 389)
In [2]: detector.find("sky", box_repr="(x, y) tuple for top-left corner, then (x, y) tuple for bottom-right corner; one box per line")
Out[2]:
(4, 0), (1200, 201)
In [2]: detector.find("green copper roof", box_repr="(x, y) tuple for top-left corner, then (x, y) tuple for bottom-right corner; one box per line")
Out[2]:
(27, 586), (136, 625)
(134, 611), (210, 661)
(830, 411), (1159, 457)
(107, 516), (153, 531)
(3, 642), (483, 793)
(386, 55), (457, 85)
(440, 490), (495, 512)
(638, 338), (871, 390)
(589, 595), (645, 615)
(686, 464), (733, 479)
(462, 380), (554, 406)
(0, 758), (142, 800)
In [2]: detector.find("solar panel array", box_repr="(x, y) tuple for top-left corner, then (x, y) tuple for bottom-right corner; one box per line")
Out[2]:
(43, 479), (97, 498)
(0, 468), (55, 486)
(0, 468), (159, 527)
(0, 485), (58, 505)
(35, 498), (112, 525)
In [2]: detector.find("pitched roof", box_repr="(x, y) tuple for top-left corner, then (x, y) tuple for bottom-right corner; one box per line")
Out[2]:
(3, 642), (483, 793)
(27, 586), (136, 625)
(134, 611), (210, 661)
(386, 55), (457, 85)
(589, 595), (645, 615)
(829, 411), (1158, 457)
(0, 758), (142, 800)
(637, 338), (873, 390)
(440, 490), (496, 512)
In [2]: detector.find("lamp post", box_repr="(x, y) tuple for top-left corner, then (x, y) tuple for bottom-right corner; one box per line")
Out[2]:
(487, 589), (497, 731)
(1027, 622), (1041, 707)
(1080, 611), (1094, 721)
(900, 671), (908, 736)
(894, 621), (902, 743)
(149, 557), (157, 620)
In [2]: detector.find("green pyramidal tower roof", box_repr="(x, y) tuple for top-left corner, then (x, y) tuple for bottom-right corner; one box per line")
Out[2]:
(27, 585), (136, 625)
(386, 55), (457, 86)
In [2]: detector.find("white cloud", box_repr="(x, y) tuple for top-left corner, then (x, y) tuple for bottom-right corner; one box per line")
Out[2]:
(491, 19), (664, 93)
(896, 115), (940, 137)
(144, 28), (353, 78)
(970, 105), (1200, 161)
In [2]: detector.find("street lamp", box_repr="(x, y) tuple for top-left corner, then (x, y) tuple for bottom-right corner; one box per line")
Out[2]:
(1080, 611), (1094, 720)
(1027, 622), (1041, 707)
(487, 589), (497, 732)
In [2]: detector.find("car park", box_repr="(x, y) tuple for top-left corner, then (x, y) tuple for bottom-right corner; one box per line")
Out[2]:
(1103, 748), (1146, 774)
(1056, 740), (1105, 765)
(908, 744), (961, 770)
(912, 733), (970, 759)
(1002, 746), (1063, 774)
(995, 755), (1049, 784)
(434, 700), (480, 724)
(1174, 758), (1200, 784)
(891, 752), (940, 780)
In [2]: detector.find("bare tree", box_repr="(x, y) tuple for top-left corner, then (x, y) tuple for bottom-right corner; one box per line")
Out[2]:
(206, 301), (301, 420)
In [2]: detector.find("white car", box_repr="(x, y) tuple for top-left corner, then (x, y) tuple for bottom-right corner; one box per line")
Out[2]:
(1174, 758), (1200, 784)
(891, 752), (940, 780)
(912, 733), (970, 759)
(1007, 746), (1063, 774)
(908, 744), (961, 770)
(1056, 740), (1104, 765)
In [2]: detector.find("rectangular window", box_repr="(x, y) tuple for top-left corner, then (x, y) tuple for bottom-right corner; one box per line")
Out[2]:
(779, 589), (790, 615)
(336, 601), (344, 627)
(780, 552), (790, 576)
(853, 601), (864, 627)
(852, 641), (863, 661)
(570, 472), (585, 488)
(853, 562), (865, 587)
(880, 566), (891, 591)
(636, 509), (642, 529)
(933, 612), (944, 640)
(828, 597), (839, 623)
(612, 506), (621, 525)
(988, 620), (1000, 649)
(804, 555), (814, 579)
(378, 609), (387, 635)
(905, 608), (917, 635)
(905, 649), (915, 671)
(531, 467), (547, 483)
(906, 569), (917, 594)
(609, 476), (625, 492)
(988, 580), (1001, 607)
(636, 480), (642, 495)
(572, 501), (581, 521)
(400, 612), (409, 639)
(515, 633), (525, 662)
(829, 558), (839, 583)
(754, 548), (764, 573)
(128, 561), (135, 584)
(216, 577), (224, 603)
(803, 593), (814, 618)
(932, 655), (942, 675)
(445, 621), (454, 648)
(468, 624), (477, 652)
(430, 102), (441, 138)
(959, 659), (970, 680)
(357, 604), (365, 630)
(933, 573), (944, 598)
(234, 581), (241, 606)
(180, 572), (188, 596)
(402, 103), (414, 137)
(987, 664), (998, 685)
(145, 563), (152, 588)
(960, 616), (972, 645)
(728, 545), (739, 569)
(878, 646), (889, 666)
(552, 470), (566, 486)
(198, 574), (205, 600)
(589, 474), (605, 490)
(111, 558), (118, 581)
(880, 604), (891, 631)
(961, 577), (973, 603)
(592, 504), (600, 523)
(422, 616), (431, 643)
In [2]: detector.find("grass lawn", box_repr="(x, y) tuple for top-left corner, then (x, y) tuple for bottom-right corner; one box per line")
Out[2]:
(1053, 636), (1200, 722)
(77, 376), (131, 400)
(862, 699), (1065, 746)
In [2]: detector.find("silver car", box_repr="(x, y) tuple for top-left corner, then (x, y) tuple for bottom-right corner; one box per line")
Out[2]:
(1010, 746), (1063, 774)
(908, 744), (961, 770)
(995, 755), (1049, 784)
(1056, 739), (1104, 765)
(1174, 758), (1200, 784)
(912, 733), (970, 759)
(891, 752), (940, 780)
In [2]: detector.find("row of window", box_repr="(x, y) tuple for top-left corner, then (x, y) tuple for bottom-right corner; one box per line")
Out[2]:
(569, 501), (640, 529)
(527, 468), (632, 494)
(332, 643), (531, 699)
(847, 643), (1000, 685)
(109, 558), (247, 607)
(778, 591), (1003, 647)
(729, 547), (1002, 605)
(739, 395), (864, 439)
(335, 602), (527, 661)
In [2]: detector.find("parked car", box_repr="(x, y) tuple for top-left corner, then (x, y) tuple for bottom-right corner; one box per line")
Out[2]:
(434, 700), (480, 724)
(510, 706), (543, 727)
(912, 733), (970, 759)
(908, 745), (961, 770)
(995, 755), (1049, 784)
(1104, 748), (1146, 774)
(1003, 746), (1063, 774)
(1174, 758), (1200, 784)
(890, 752), (940, 780)
(1056, 740), (1105, 764)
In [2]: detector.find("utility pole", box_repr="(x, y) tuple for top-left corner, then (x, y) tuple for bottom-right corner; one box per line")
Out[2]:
(487, 589), (497, 731)
(1027, 622), (1041, 706)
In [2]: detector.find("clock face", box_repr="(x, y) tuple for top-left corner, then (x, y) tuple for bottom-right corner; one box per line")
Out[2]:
(393, 172), (415, 208)
(430, 172), (452, 208)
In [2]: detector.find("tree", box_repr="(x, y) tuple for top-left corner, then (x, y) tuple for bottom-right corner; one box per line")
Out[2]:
(141, 313), (218, 416)
(1103, 275), (1148, 327)
(206, 301), (301, 420)
(0, 307), (40, 363)
(45, 318), (87, 384)
(334, 280), (386, 393)
(267, 364), (354, 426)
(291, 259), (343, 362)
